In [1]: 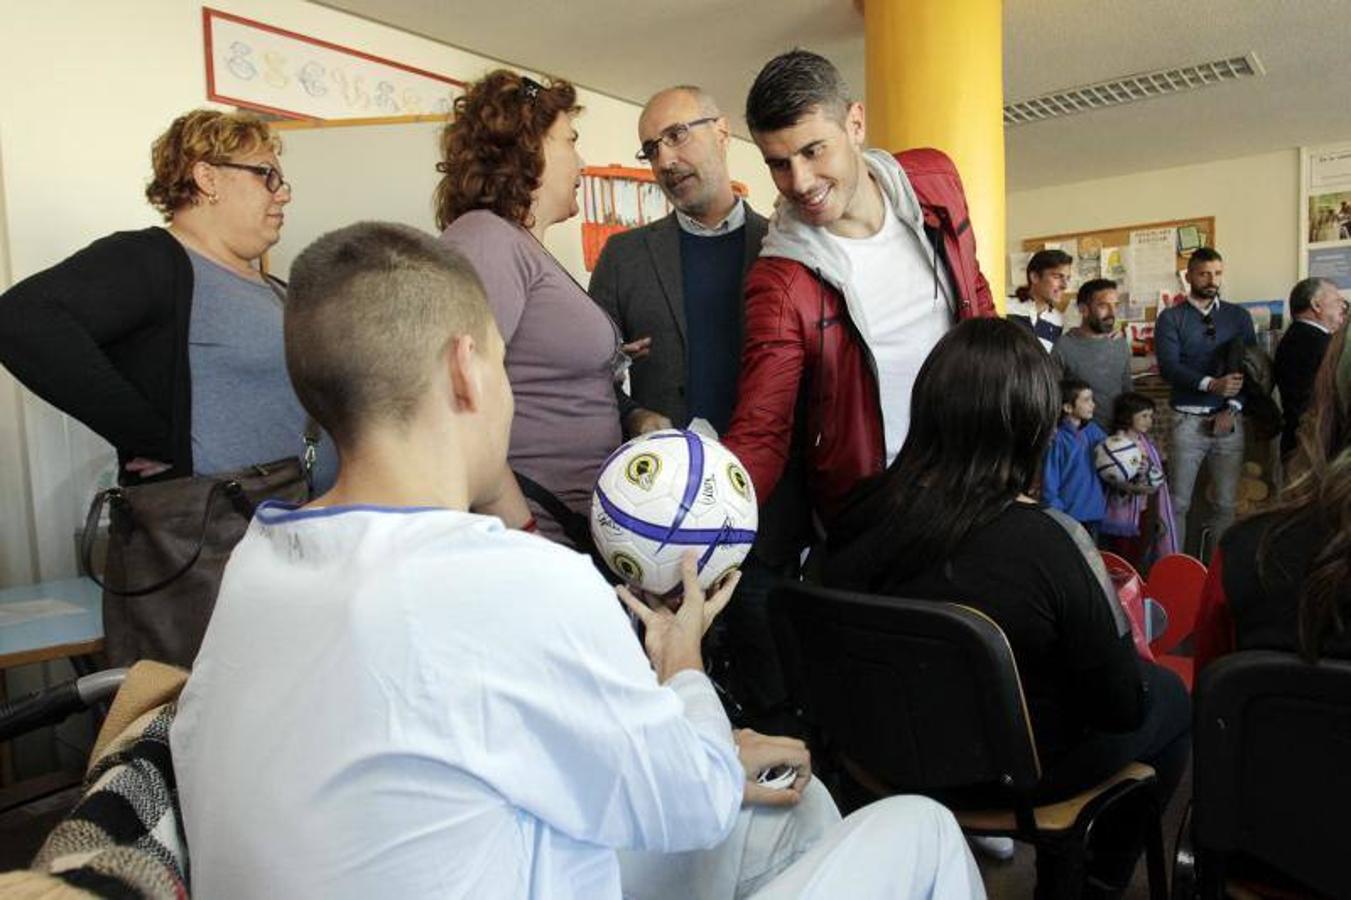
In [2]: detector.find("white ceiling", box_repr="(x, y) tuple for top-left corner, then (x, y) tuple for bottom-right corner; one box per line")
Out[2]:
(319, 0), (1351, 190)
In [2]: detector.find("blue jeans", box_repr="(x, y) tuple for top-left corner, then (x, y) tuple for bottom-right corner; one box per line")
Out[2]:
(1168, 411), (1245, 554)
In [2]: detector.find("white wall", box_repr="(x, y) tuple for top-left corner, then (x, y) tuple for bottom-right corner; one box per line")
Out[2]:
(1007, 148), (1302, 305)
(0, 0), (776, 587)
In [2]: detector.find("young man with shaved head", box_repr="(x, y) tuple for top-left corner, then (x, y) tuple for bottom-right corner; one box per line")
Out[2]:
(591, 85), (812, 736)
(720, 50), (995, 534)
(173, 221), (984, 900)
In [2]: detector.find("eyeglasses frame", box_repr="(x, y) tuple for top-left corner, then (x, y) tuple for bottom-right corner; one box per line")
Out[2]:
(211, 160), (290, 194)
(636, 116), (720, 162)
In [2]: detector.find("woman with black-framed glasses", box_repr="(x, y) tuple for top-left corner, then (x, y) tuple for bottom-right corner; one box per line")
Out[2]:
(0, 108), (334, 488)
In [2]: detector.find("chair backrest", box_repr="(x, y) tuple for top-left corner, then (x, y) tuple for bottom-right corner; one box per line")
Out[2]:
(1145, 553), (1208, 655)
(772, 581), (1042, 797)
(1193, 650), (1351, 898)
(1099, 550), (1141, 584)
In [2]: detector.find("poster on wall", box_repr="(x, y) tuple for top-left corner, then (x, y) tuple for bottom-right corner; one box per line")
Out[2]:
(203, 8), (463, 121)
(1300, 142), (1351, 293)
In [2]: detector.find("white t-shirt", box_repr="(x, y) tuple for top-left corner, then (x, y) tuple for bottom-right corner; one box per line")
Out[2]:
(827, 195), (954, 463)
(171, 502), (743, 900)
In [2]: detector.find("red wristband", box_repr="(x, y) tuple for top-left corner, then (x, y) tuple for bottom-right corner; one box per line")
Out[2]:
(521, 516), (539, 533)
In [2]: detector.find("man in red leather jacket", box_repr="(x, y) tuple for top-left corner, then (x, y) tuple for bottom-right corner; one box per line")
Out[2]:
(722, 50), (996, 529)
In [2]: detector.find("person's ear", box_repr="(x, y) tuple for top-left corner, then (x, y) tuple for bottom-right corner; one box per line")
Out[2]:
(190, 160), (219, 205)
(447, 334), (482, 413)
(846, 102), (866, 147)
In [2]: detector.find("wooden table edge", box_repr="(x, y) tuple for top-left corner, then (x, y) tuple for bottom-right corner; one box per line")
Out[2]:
(0, 639), (105, 670)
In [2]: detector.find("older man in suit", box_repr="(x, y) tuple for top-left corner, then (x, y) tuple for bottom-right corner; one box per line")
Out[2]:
(591, 85), (810, 734)
(1275, 276), (1347, 459)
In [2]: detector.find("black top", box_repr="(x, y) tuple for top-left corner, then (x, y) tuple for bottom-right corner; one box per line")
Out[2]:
(1218, 512), (1351, 661)
(0, 227), (194, 481)
(826, 500), (1145, 764)
(1273, 320), (1332, 457)
(678, 227), (746, 434)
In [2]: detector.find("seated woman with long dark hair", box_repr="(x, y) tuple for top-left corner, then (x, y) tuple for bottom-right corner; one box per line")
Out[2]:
(1195, 324), (1351, 668)
(824, 317), (1190, 892)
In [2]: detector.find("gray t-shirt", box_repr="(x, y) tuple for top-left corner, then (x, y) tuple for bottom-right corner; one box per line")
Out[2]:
(440, 211), (623, 545)
(186, 249), (336, 488)
(1052, 330), (1134, 430)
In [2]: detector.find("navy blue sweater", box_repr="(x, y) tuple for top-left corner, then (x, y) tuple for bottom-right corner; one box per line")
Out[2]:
(1155, 299), (1255, 411)
(679, 228), (746, 433)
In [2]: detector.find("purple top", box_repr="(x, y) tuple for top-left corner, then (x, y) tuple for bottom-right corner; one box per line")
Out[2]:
(440, 210), (622, 543)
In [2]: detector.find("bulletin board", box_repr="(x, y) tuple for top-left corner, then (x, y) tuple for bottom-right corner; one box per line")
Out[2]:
(1020, 216), (1215, 324)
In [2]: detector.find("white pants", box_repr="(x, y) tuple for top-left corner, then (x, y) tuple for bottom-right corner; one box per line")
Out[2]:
(619, 782), (984, 900)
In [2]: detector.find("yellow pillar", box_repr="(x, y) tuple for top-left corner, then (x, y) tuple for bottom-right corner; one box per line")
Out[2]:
(863, 0), (1006, 309)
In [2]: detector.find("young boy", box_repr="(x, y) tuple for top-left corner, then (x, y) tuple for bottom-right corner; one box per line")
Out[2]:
(1043, 379), (1109, 535)
(169, 223), (981, 900)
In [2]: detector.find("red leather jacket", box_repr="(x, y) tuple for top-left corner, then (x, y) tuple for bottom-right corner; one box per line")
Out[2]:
(723, 148), (995, 525)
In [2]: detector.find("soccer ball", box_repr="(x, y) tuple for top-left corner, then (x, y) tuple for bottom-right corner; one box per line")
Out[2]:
(591, 429), (758, 595)
(1095, 434), (1144, 486)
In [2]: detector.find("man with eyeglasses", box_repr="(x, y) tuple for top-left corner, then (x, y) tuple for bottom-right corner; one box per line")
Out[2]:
(1155, 247), (1256, 555)
(590, 86), (812, 738)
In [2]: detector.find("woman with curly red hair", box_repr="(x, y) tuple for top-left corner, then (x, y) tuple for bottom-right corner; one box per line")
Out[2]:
(0, 108), (333, 488)
(438, 70), (667, 547)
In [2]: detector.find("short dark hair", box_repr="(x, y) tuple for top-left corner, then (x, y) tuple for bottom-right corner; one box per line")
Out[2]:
(1187, 246), (1223, 269)
(1111, 392), (1156, 432)
(1027, 249), (1073, 278)
(1077, 278), (1117, 306)
(745, 49), (850, 133)
(286, 222), (493, 446)
(1289, 276), (1333, 315)
(1061, 378), (1091, 407)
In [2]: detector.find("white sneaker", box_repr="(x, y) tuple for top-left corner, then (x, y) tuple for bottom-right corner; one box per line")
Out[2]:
(969, 835), (1016, 861)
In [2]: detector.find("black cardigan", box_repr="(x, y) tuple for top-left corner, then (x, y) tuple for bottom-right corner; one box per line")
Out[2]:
(0, 227), (195, 481)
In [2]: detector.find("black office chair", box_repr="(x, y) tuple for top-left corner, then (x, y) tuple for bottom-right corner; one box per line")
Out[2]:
(1186, 650), (1351, 899)
(773, 581), (1168, 900)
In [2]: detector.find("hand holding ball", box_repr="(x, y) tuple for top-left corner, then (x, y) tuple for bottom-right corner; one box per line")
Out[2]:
(591, 430), (758, 594)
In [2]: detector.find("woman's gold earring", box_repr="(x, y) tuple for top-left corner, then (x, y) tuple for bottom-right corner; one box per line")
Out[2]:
(208, 192), (219, 205)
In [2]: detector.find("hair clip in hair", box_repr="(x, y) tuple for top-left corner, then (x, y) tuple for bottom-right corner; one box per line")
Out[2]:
(520, 76), (543, 102)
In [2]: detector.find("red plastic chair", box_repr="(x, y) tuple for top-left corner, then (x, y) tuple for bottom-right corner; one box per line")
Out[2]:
(1099, 551), (1154, 661)
(1144, 553), (1208, 690)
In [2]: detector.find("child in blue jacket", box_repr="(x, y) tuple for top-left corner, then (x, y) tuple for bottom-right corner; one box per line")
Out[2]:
(1043, 379), (1108, 534)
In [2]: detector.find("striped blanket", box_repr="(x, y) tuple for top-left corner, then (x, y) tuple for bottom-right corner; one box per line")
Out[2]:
(0, 661), (189, 899)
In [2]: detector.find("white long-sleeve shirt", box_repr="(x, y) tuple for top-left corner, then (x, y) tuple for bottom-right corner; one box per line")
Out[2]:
(171, 502), (743, 900)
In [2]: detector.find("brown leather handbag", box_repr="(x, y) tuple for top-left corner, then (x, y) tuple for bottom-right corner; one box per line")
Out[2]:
(81, 454), (312, 668)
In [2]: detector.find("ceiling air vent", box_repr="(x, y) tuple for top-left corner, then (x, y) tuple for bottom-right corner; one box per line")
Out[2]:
(1004, 52), (1264, 126)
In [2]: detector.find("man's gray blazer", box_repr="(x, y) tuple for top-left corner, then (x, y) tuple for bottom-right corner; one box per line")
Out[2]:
(589, 208), (768, 428)
(589, 206), (810, 566)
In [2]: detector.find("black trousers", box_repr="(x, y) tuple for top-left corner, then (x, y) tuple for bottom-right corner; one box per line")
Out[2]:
(705, 552), (802, 736)
(1034, 663), (1192, 895)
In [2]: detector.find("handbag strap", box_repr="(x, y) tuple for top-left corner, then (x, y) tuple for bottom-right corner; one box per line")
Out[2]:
(81, 478), (256, 597)
(513, 470), (594, 551)
(264, 273), (320, 492)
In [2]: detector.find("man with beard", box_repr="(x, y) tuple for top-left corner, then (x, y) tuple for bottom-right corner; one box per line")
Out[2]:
(590, 85), (811, 735)
(1155, 247), (1255, 554)
(1052, 278), (1133, 430)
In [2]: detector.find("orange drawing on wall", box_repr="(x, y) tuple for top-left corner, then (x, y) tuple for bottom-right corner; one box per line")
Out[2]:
(581, 166), (748, 271)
